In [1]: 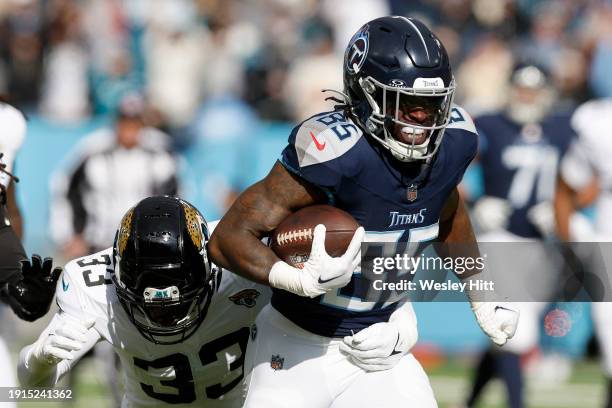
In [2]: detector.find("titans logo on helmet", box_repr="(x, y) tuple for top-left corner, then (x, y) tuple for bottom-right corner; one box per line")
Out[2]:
(345, 26), (369, 74)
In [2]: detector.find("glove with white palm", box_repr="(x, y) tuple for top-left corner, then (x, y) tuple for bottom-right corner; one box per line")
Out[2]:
(29, 317), (96, 366)
(340, 302), (418, 371)
(269, 224), (365, 298)
(470, 301), (519, 346)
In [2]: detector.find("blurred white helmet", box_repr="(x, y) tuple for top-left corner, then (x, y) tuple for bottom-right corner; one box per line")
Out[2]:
(507, 64), (555, 125)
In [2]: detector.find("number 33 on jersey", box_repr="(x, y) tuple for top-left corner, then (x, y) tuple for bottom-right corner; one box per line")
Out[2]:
(56, 248), (269, 407)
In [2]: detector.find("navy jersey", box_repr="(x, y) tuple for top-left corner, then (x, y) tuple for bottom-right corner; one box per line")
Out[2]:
(476, 112), (575, 238)
(275, 107), (478, 337)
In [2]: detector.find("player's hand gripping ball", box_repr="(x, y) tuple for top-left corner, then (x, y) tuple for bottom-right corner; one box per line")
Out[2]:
(271, 205), (360, 268)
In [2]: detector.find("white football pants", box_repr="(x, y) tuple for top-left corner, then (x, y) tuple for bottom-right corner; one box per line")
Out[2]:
(242, 304), (437, 408)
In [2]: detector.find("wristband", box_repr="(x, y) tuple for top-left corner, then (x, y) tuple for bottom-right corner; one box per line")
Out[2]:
(268, 261), (307, 297)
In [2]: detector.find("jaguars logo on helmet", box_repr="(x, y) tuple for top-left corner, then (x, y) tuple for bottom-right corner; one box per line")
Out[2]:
(180, 199), (206, 251)
(117, 207), (134, 257)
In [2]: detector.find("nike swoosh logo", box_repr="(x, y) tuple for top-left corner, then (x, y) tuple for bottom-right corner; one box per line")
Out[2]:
(318, 275), (341, 284)
(390, 333), (402, 355)
(310, 131), (326, 151)
(62, 276), (69, 292)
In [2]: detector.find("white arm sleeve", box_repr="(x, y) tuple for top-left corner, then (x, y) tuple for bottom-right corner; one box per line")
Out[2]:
(17, 311), (101, 387)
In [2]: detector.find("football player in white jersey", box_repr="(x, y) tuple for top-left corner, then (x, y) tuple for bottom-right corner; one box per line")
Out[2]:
(18, 196), (417, 407)
(555, 98), (612, 408)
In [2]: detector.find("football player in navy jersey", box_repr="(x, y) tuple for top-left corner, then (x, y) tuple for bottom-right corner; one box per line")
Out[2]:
(209, 16), (519, 407)
(464, 64), (576, 408)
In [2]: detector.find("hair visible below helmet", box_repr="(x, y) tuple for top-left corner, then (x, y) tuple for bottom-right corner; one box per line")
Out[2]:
(343, 16), (455, 162)
(507, 63), (555, 125)
(112, 196), (214, 345)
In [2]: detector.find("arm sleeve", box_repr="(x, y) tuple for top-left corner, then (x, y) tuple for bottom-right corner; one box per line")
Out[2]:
(17, 311), (101, 387)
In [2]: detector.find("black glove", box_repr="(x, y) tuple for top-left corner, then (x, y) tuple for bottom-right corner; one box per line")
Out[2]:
(1, 255), (62, 321)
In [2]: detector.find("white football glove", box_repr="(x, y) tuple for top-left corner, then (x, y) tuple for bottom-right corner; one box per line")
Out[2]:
(269, 224), (365, 298)
(340, 302), (418, 371)
(527, 201), (554, 237)
(470, 301), (519, 346)
(31, 317), (96, 366)
(473, 196), (512, 232)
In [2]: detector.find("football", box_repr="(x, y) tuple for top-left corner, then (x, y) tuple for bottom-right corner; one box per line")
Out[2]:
(270, 205), (360, 268)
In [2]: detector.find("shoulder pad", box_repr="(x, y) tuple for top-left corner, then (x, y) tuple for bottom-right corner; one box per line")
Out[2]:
(292, 111), (362, 168)
(447, 105), (477, 134)
(56, 248), (115, 319)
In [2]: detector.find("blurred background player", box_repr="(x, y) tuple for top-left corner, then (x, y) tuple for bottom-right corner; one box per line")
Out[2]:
(0, 101), (61, 407)
(50, 94), (178, 261)
(463, 63), (576, 408)
(555, 97), (612, 408)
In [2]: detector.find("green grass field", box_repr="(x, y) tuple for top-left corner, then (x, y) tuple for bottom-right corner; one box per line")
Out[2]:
(428, 357), (606, 408)
(17, 356), (607, 408)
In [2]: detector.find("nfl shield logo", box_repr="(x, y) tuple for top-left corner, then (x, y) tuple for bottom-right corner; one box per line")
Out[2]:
(270, 355), (284, 371)
(407, 184), (418, 202)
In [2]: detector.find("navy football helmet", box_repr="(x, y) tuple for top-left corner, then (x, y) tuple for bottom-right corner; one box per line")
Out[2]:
(343, 16), (455, 162)
(112, 196), (214, 344)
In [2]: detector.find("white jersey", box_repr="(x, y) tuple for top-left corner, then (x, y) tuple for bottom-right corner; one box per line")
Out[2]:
(561, 99), (612, 234)
(0, 103), (26, 189)
(56, 247), (269, 408)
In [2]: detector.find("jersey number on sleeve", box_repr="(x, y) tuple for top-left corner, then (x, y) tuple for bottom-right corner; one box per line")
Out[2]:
(316, 112), (358, 141)
(133, 327), (250, 404)
(77, 254), (113, 287)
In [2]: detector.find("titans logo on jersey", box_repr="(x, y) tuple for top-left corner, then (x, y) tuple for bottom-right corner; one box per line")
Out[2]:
(276, 106), (478, 337)
(476, 112), (575, 238)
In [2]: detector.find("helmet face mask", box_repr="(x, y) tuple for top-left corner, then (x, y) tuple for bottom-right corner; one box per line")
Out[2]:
(358, 75), (455, 161)
(112, 196), (214, 345)
(116, 280), (212, 344)
(344, 17), (456, 162)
